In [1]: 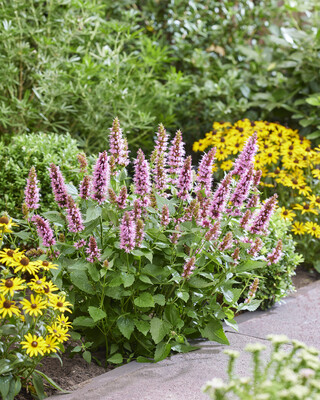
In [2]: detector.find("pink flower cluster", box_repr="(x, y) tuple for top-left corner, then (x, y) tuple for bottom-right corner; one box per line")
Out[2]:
(24, 166), (40, 211)
(31, 215), (56, 247)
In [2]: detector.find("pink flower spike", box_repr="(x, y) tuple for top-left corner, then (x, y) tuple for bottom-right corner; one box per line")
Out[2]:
(267, 240), (283, 265)
(119, 211), (136, 253)
(177, 156), (193, 200)
(133, 149), (151, 199)
(161, 205), (170, 226)
(24, 166), (40, 211)
(232, 133), (258, 176)
(66, 195), (84, 233)
(210, 173), (232, 219)
(91, 151), (109, 204)
(182, 256), (196, 279)
(49, 164), (69, 208)
(31, 215), (56, 247)
(117, 186), (128, 209)
(196, 148), (216, 195)
(250, 194), (278, 234)
(85, 236), (101, 263)
(109, 117), (129, 167)
(79, 175), (92, 200)
(168, 130), (185, 182)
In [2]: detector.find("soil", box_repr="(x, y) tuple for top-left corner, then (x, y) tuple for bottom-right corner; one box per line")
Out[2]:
(15, 265), (320, 400)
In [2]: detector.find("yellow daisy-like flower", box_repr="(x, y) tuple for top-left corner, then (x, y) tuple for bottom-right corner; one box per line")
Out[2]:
(304, 222), (320, 238)
(0, 277), (26, 297)
(41, 281), (59, 296)
(291, 222), (306, 235)
(215, 147), (229, 161)
(311, 168), (320, 179)
(35, 260), (58, 271)
(0, 294), (20, 318)
(293, 203), (319, 215)
(28, 275), (49, 293)
(49, 295), (72, 313)
(261, 151), (279, 165)
(298, 185), (312, 196)
(20, 333), (46, 357)
(13, 256), (39, 275)
(220, 159), (233, 171)
(280, 207), (296, 221)
(44, 335), (60, 354)
(0, 216), (18, 233)
(307, 194), (320, 209)
(0, 248), (24, 266)
(47, 322), (70, 343)
(56, 314), (72, 328)
(20, 294), (47, 317)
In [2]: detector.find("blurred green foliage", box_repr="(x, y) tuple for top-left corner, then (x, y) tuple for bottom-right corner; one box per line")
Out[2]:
(0, 132), (80, 217)
(0, 0), (319, 154)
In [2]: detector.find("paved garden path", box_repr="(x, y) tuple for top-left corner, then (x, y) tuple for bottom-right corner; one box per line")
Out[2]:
(49, 280), (320, 400)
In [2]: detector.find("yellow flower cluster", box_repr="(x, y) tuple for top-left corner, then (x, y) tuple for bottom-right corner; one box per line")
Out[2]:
(0, 242), (72, 358)
(193, 119), (320, 241)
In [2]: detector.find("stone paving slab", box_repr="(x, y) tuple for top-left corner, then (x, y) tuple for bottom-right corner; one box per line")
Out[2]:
(48, 280), (320, 400)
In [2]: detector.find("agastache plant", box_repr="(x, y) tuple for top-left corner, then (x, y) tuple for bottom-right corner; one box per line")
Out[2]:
(31, 215), (56, 247)
(24, 166), (40, 211)
(23, 125), (299, 366)
(109, 117), (129, 167)
(232, 133), (258, 176)
(168, 130), (185, 183)
(49, 164), (68, 208)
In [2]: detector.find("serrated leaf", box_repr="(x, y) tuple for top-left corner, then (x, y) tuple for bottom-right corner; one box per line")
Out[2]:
(150, 317), (171, 344)
(239, 299), (262, 311)
(224, 318), (238, 332)
(72, 316), (95, 328)
(32, 372), (46, 400)
(88, 307), (106, 322)
(134, 292), (155, 308)
(83, 351), (92, 364)
(121, 272), (135, 288)
(176, 291), (189, 302)
(85, 205), (102, 222)
(154, 342), (171, 362)
(70, 271), (95, 294)
(117, 316), (135, 339)
(188, 276), (212, 288)
(107, 353), (123, 364)
(139, 275), (153, 284)
(153, 294), (165, 306)
(134, 319), (150, 336)
(236, 260), (267, 273)
(200, 319), (229, 345)
(42, 211), (65, 225)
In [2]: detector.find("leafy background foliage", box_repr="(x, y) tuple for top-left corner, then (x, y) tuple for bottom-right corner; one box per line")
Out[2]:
(0, 0), (319, 156)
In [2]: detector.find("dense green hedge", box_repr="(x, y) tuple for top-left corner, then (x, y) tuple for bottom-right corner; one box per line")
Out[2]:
(0, 0), (319, 153)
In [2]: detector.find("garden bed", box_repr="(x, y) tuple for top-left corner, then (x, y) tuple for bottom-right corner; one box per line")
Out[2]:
(16, 265), (319, 400)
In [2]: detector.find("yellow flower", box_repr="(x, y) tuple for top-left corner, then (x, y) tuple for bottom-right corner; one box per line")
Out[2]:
(311, 169), (320, 179)
(28, 275), (49, 293)
(13, 256), (39, 275)
(0, 277), (26, 297)
(44, 335), (60, 354)
(47, 322), (70, 343)
(35, 260), (58, 271)
(0, 216), (18, 233)
(0, 248), (24, 267)
(41, 281), (59, 296)
(307, 194), (320, 209)
(298, 185), (312, 196)
(220, 160), (233, 171)
(291, 222), (306, 235)
(56, 314), (72, 328)
(215, 147), (229, 161)
(20, 333), (46, 357)
(0, 294), (20, 318)
(20, 294), (47, 317)
(261, 151), (280, 165)
(280, 207), (296, 221)
(293, 203), (319, 215)
(304, 222), (320, 238)
(49, 295), (72, 313)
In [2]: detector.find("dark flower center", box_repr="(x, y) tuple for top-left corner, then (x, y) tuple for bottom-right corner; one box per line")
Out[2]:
(304, 204), (310, 210)
(268, 153), (272, 157)
(44, 285), (50, 293)
(36, 280), (42, 285)
(0, 216), (9, 224)
(312, 227), (316, 231)
(288, 151), (293, 156)
(3, 300), (12, 308)
(5, 279), (14, 288)
(7, 250), (14, 257)
(31, 341), (38, 348)
(42, 261), (49, 267)
(220, 137), (225, 143)
(20, 257), (30, 266)
(31, 304), (37, 309)
(57, 302), (63, 307)
(283, 211), (288, 215)
(289, 145), (294, 150)
(292, 179), (298, 185)
(316, 198), (320, 203)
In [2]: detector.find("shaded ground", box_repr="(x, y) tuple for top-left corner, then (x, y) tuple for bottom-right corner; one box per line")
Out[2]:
(16, 265), (320, 399)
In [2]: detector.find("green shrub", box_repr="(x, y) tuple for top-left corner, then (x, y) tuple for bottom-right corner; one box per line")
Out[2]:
(0, 132), (80, 217)
(16, 121), (300, 364)
(203, 335), (320, 400)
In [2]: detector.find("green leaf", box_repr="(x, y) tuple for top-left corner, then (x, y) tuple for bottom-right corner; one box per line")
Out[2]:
(136, 356), (153, 363)
(109, 275), (123, 287)
(83, 218), (100, 235)
(66, 183), (78, 197)
(224, 319), (238, 332)
(72, 316), (96, 328)
(171, 343), (200, 353)
(71, 346), (82, 353)
(121, 272), (135, 288)
(87, 263), (100, 282)
(164, 304), (179, 326)
(306, 131), (320, 140)
(236, 260), (267, 273)
(69, 331), (81, 341)
(88, 307), (106, 322)
(134, 292), (155, 308)
(12, 230), (31, 241)
(200, 319), (229, 345)
(34, 370), (69, 393)
(32, 372), (46, 400)
(85, 205), (102, 222)
(0, 376), (11, 399)
(154, 342), (171, 362)
(150, 317), (171, 344)
(117, 316), (135, 339)
(153, 294), (165, 306)
(42, 211), (65, 226)
(139, 275), (153, 284)
(155, 193), (176, 215)
(134, 319), (150, 336)
(102, 209), (119, 226)
(83, 351), (92, 364)
(188, 276), (212, 288)
(0, 359), (13, 375)
(70, 270), (95, 294)
(239, 299), (262, 311)
(107, 353), (123, 364)
(176, 290), (189, 302)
